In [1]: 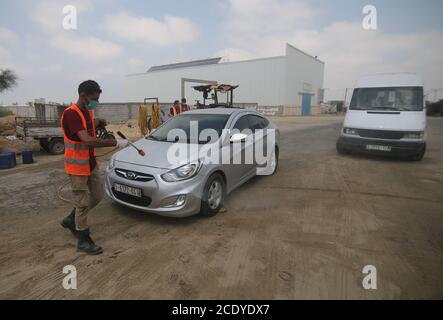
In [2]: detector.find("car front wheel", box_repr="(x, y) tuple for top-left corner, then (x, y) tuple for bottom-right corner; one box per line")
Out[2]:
(200, 173), (225, 217)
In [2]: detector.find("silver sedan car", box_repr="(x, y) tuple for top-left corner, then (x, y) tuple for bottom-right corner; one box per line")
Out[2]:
(105, 108), (279, 217)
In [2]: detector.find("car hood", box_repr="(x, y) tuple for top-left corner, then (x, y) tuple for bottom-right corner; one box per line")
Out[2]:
(113, 138), (206, 170)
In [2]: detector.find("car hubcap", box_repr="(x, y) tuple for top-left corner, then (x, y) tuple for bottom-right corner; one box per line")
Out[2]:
(207, 180), (222, 210)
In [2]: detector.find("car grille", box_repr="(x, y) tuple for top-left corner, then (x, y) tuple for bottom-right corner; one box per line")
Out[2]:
(115, 168), (154, 182)
(358, 129), (404, 140)
(112, 188), (152, 207)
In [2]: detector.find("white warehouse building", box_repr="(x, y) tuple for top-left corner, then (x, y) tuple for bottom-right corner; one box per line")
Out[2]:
(125, 43), (325, 116)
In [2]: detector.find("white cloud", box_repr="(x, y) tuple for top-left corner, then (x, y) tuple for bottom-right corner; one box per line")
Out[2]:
(49, 34), (122, 60)
(218, 0), (443, 100)
(221, 0), (319, 55)
(45, 64), (63, 72)
(0, 27), (18, 41)
(288, 22), (443, 98)
(127, 58), (145, 67)
(101, 12), (199, 46)
(227, 0), (318, 32)
(32, 0), (94, 32)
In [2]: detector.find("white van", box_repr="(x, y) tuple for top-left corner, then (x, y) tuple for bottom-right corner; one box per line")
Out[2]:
(337, 73), (426, 161)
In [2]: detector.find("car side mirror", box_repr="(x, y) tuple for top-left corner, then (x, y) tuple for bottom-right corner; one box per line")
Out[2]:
(230, 133), (248, 143)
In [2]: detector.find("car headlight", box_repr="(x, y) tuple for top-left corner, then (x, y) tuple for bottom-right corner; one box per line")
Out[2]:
(161, 161), (202, 182)
(108, 155), (116, 170)
(344, 127), (359, 136)
(403, 131), (424, 139)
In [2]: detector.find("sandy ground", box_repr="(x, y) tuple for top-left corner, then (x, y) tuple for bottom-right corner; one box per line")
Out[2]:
(0, 116), (442, 299)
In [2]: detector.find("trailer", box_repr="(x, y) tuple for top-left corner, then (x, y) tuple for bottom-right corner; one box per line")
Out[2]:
(15, 117), (64, 154)
(15, 102), (115, 155)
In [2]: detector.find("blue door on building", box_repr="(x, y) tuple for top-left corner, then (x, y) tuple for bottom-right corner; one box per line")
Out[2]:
(301, 94), (311, 116)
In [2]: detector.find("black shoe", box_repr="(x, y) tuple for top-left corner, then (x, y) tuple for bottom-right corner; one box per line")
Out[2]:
(61, 208), (77, 236)
(77, 229), (103, 255)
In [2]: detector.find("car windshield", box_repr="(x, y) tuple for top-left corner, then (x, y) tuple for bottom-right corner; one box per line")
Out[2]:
(147, 114), (230, 144)
(350, 87), (423, 111)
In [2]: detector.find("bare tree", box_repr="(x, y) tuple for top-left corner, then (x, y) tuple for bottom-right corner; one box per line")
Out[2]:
(0, 69), (18, 93)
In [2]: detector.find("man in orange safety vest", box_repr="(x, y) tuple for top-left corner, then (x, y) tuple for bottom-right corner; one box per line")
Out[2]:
(60, 80), (129, 255)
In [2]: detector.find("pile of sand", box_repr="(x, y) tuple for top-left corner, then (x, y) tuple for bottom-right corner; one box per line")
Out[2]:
(0, 115), (39, 153)
(0, 115), (16, 136)
(0, 136), (39, 153)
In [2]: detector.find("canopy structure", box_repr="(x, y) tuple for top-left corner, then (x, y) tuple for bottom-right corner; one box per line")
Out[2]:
(192, 84), (239, 108)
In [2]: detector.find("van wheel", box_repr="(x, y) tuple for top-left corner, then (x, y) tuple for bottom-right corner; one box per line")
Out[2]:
(200, 173), (225, 217)
(48, 138), (65, 155)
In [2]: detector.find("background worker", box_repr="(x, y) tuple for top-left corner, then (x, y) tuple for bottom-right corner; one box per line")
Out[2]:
(60, 80), (129, 255)
(181, 98), (190, 112)
(169, 100), (181, 117)
(169, 98), (190, 117)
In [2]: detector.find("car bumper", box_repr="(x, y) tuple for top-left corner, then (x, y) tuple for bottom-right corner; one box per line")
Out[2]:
(104, 162), (204, 218)
(337, 135), (425, 157)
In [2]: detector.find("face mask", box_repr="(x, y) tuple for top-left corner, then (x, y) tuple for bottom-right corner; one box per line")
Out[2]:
(86, 100), (99, 110)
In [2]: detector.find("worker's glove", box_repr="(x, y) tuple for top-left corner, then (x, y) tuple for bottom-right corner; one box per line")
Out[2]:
(116, 138), (130, 149)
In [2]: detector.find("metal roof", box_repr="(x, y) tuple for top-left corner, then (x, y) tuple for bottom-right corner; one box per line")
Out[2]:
(148, 57), (222, 72)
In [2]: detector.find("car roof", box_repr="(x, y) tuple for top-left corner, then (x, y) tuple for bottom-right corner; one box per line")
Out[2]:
(185, 108), (256, 116)
(356, 73), (423, 88)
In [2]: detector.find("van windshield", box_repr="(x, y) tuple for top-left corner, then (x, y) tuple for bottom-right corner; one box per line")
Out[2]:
(350, 87), (423, 111)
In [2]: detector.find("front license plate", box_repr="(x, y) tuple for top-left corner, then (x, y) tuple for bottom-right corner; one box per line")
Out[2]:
(366, 144), (392, 152)
(114, 183), (142, 197)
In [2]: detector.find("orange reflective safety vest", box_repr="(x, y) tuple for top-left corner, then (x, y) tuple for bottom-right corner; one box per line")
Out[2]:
(60, 104), (98, 176)
(170, 104), (183, 116)
(170, 103), (190, 116)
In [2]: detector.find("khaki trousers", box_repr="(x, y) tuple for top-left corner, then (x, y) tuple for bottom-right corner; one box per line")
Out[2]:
(69, 169), (103, 231)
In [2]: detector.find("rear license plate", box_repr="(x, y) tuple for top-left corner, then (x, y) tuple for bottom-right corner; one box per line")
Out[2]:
(366, 144), (392, 152)
(114, 183), (142, 197)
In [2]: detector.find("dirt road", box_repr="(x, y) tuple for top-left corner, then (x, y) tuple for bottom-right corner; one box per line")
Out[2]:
(1, 116), (442, 299)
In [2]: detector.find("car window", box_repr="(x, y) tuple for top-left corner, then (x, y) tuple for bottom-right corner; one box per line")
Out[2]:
(233, 115), (250, 132)
(247, 115), (269, 132)
(148, 114), (230, 144)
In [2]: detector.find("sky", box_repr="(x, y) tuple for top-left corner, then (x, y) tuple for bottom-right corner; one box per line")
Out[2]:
(0, 0), (442, 104)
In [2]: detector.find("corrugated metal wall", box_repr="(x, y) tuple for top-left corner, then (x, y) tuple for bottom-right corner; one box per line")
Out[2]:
(125, 57), (287, 106)
(285, 44), (325, 107)
(124, 44), (324, 112)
